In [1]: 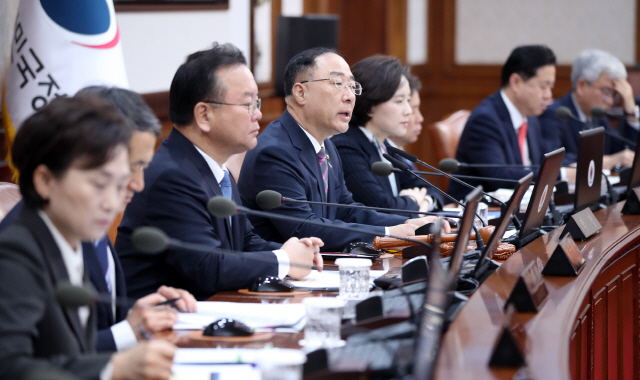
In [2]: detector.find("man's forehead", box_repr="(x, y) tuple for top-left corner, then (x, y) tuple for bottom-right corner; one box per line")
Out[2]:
(315, 53), (354, 79)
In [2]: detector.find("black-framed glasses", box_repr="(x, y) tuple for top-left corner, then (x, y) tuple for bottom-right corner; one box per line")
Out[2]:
(299, 77), (362, 95)
(203, 98), (261, 115)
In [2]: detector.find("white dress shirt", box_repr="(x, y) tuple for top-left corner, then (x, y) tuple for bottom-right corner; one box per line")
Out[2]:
(194, 145), (290, 278)
(500, 90), (530, 166)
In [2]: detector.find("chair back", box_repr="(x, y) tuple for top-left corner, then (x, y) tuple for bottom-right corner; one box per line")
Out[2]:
(0, 182), (21, 223)
(426, 110), (470, 188)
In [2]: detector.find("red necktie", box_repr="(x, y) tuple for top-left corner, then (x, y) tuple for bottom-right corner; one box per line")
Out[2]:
(518, 120), (527, 163)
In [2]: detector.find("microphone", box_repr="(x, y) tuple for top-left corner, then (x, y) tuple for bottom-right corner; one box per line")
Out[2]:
(131, 226), (317, 270)
(385, 146), (523, 231)
(55, 281), (135, 309)
(591, 106), (637, 148)
(556, 106), (637, 148)
(382, 153), (486, 231)
(372, 161), (529, 184)
(255, 189), (460, 219)
(439, 158), (539, 172)
(206, 196), (436, 253)
(381, 154), (486, 250)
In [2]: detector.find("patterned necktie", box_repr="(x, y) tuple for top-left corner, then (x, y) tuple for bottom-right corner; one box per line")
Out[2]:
(317, 147), (329, 194)
(518, 120), (528, 163)
(220, 169), (233, 224)
(95, 235), (111, 294)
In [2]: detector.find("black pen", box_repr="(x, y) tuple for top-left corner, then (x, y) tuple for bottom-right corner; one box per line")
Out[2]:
(155, 297), (182, 308)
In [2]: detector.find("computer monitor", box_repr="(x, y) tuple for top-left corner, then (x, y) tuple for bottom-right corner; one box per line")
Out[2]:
(448, 186), (483, 280)
(625, 133), (640, 192)
(518, 148), (565, 243)
(472, 173), (533, 280)
(574, 127), (605, 212)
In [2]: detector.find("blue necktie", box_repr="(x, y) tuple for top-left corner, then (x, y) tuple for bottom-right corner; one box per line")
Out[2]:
(95, 235), (112, 294)
(220, 170), (233, 225)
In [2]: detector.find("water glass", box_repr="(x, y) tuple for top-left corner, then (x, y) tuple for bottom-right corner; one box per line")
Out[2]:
(258, 349), (306, 380)
(301, 297), (344, 348)
(335, 258), (372, 299)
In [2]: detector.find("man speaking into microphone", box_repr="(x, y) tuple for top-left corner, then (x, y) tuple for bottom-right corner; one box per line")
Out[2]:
(538, 49), (637, 170)
(239, 48), (446, 252)
(448, 45), (556, 201)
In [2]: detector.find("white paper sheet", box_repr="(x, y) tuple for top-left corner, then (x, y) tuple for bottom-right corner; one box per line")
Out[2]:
(174, 301), (305, 330)
(288, 269), (387, 290)
(171, 364), (260, 380)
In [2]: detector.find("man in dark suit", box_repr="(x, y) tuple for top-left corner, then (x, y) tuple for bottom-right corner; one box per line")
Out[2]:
(448, 45), (556, 201)
(115, 43), (322, 301)
(0, 87), (197, 353)
(538, 49), (637, 170)
(239, 48), (447, 252)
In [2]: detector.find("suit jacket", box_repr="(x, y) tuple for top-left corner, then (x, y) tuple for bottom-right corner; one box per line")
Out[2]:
(447, 91), (545, 201)
(0, 200), (128, 352)
(331, 125), (444, 215)
(115, 128), (280, 301)
(0, 206), (111, 379)
(238, 110), (407, 252)
(538, 92), (637, 166)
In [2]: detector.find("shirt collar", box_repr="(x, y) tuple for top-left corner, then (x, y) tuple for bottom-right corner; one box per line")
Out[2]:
(194, 145), (227, 183)
(500, 90), (526, 131)
(358, 126), (378, 144)
(297, 124), (324, 154)
(570, 93), (588, 122)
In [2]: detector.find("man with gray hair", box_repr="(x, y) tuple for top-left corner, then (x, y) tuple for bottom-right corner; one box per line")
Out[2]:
(539, 49), (638, 169)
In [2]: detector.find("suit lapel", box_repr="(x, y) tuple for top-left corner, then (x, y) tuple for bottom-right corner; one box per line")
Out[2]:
(83, 242), (114, 326)
(19, 208), (89, 352)
(169, 129), (235, 249)
(281, 111), (328, 205)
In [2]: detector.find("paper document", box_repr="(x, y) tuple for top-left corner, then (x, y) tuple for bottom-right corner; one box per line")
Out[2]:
(174, 301), (305, 330)
(288, 269), (387, 290)
(171, 364), (260, 380)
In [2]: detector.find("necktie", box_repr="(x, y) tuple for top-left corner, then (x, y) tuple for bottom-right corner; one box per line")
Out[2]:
(518, 120), (528, 164)
(95, 235), (111, 294)
(220, 169), (233, 224)
(317, 147), (329, 194)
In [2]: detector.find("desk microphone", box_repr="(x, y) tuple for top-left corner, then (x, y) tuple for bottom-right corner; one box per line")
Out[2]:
(372, 163), (527, 184)
(255, 189), (460, 219)
(385, 146), (523, 231)
(380, 155), (485, 250)
(55, 281), (135, 309)
(438, 158), (539, 172)
(207, 196), (435, 253)
(556, 106), (637, 148)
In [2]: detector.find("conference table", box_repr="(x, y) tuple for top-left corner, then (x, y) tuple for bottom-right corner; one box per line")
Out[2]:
(170, 201), (640, 380)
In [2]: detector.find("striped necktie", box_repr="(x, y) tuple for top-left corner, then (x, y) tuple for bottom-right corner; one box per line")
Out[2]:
(317, 147), (329, 194)
(220, 169), (233, 224)
(95, 235), (111, 294)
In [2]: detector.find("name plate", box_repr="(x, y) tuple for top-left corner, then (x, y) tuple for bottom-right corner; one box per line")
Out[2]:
(542, 233), (585, 276)
(505, 260), (548, 313)
(489, 304), (528, 367)
(622, 187), (640, 215)
(559, 207), (602, 241)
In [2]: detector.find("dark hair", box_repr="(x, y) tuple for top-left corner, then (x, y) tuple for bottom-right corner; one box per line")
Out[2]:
(12, 94), (132, 208)
(169, 42), (247, 126)
(403, 66), (422, 93)
(350, 55), (405, 126)
(283, 47), (337, 96)
(77, 86), (162, 136)
(500, 45), (556, 88)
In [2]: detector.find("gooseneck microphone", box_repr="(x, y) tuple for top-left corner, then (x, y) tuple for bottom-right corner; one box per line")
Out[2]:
(55, 281), (135, 309)
(438, 158), (539, 172)
(206, 196), (435, 252)
(131, 226), (316, 270)
(255, 189), (460, 219)
(556, 105), (637, 148)
(385, 146), (523, 231)
(372, 162), (526, 184)
(382, 153), (485, 230)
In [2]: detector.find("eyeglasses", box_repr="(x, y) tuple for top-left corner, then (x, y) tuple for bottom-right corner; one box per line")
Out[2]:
(129, 160), (149, 173)
(203, 98), (262, 115)
(299, 77), (362, 96)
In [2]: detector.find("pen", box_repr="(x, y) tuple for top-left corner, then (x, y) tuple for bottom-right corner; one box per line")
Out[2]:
(155, 297), (182, 307)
